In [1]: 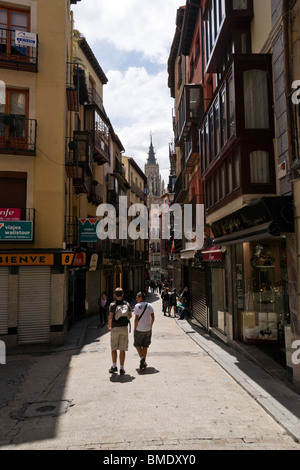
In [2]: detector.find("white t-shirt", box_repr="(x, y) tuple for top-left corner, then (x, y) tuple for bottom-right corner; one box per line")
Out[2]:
(134, 301), (154, 332)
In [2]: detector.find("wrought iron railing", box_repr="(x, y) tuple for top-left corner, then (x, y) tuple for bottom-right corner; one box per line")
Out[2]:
(0, 115), (37, 155)
(0, 27), (38, 71)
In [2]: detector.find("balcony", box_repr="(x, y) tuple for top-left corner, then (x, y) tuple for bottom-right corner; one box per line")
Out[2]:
(200, 54), (276, 216)
(94, 129), (110, 165)
(0, 115), (37, 155)
(184, 125), (200, 174)
(0, 28), (38, 72)
(114, 157), (130, 189)
(87, 180), (104, 206)
(65, 216), (79, 246)
(174, 170), (188, 203)
(72, 167), (91, 195)
(131, 181), (145, 201)
(66, 62), (80, 112)
(175, 84), (203, 145)
(87, 88), (104, 114)
(205, 0), (254, 73)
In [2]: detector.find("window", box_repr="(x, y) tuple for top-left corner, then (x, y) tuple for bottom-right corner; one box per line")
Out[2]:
(250, 151), (270, 183)
(177, 57), (183, 89)
(221, 88), (226, 147)
(233, 0), (248, 9)
(244, 70), (269, 129)
(200, 128), (206, 173)
(0, 88), (28, 142)
(220, 165), (225, 199)
(233, 153), (240, 189)
(209, 112), (214, 163)
(0, 171), (27, 209)
(228, 78), (235, 137)
(0, 7), (29, 57)
(227, 160), (233, 194)
(214, 100), (221, 156)
(205, 118), (210, 168)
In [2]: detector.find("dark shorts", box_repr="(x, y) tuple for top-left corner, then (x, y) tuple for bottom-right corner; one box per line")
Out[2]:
(134, 330), (152, 348)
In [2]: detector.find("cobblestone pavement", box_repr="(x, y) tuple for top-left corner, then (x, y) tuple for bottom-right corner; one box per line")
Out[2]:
(1, 293), (300, 450)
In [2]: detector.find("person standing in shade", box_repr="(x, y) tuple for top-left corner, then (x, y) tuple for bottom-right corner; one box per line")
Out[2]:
(108, 288), (132, 375)
(98, 291), (109, 327)
(133, 292), (155, 370)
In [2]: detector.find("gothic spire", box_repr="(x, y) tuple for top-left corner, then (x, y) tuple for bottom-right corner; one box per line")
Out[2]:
(147, 132), (157, 165)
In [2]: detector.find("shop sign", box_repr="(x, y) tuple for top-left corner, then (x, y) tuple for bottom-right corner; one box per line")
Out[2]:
(0, 221), (33, 241)
(79, 219), (99, 243)
(202, 247), (223, 262)
(61, 252), (86, 266)
(0, 254), (54, 266)
(0, 208), (21, 221)
(73, 252), (85, 266)
(89, 253), (98, 271)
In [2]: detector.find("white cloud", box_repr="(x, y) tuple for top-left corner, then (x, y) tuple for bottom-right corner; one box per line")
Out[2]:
(104, 67), (173, 182)
(73, 0), (183, 64)
(72, 0), (184, 186)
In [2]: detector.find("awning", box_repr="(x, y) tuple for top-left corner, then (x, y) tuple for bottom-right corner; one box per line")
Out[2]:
(202, 246), (223, 262)
(211, 196), (294, 246)
(212, 222), (273, 246)
(180, 248), (197, 260)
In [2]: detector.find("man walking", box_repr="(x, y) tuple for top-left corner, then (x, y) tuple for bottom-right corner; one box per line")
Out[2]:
(108, 288), (132, 375)
(133, 292), (155, 370)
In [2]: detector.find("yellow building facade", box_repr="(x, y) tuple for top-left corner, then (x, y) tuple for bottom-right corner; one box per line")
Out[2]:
(0, 0), (130, 346)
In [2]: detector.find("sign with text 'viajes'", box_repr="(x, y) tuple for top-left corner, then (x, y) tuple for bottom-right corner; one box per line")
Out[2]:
(0, 221), (33, 241)
(79, 219), (99, 243)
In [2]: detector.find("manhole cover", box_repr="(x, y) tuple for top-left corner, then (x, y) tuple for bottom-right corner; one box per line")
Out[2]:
(23, 401), (70, 418)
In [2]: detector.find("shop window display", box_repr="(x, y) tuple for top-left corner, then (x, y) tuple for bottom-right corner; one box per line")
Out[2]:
(240, 240), (290, 344)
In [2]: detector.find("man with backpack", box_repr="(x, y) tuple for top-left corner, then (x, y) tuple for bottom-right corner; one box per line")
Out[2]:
(133, 292), (155, 370)
(108, 287), (132, 375)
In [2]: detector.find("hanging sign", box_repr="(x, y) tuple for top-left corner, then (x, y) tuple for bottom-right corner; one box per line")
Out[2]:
(15, 31), (37, 48)
(79, 219), (99, 243)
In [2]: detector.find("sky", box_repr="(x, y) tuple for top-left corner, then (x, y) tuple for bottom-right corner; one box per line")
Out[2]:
(71, 0), (185, 188)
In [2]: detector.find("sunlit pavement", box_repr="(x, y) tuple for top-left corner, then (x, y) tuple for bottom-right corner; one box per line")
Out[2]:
(1, 292), (300, 450)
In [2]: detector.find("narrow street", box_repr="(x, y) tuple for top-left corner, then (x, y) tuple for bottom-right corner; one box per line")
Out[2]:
(1, 292), (300, 451)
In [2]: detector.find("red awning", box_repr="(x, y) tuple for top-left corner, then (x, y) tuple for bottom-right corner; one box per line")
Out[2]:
(202, 247), (223, 262)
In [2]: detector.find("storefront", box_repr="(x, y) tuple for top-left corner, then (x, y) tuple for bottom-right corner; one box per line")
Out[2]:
(211, 196), (295, 366)
(233, 239), (290, 346)
(202, 247), (227, 338)
(0, 250), (88, 346)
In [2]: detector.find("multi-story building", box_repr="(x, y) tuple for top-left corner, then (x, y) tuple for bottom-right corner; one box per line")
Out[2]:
(122, 155), (148, 297)
(0, 0), (76, 346)
(144, 135), (162, 283)
(0, 0), (132, 346)
(168, 0), (300, 391)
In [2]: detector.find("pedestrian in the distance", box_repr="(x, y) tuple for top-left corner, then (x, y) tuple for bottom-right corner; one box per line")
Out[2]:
(133, 292), (155, 370)
(108, 288), (132, 375)
(98, 291), (109, 327)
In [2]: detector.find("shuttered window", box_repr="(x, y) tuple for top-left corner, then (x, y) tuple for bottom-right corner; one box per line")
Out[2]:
(191, 268), (207, 329)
